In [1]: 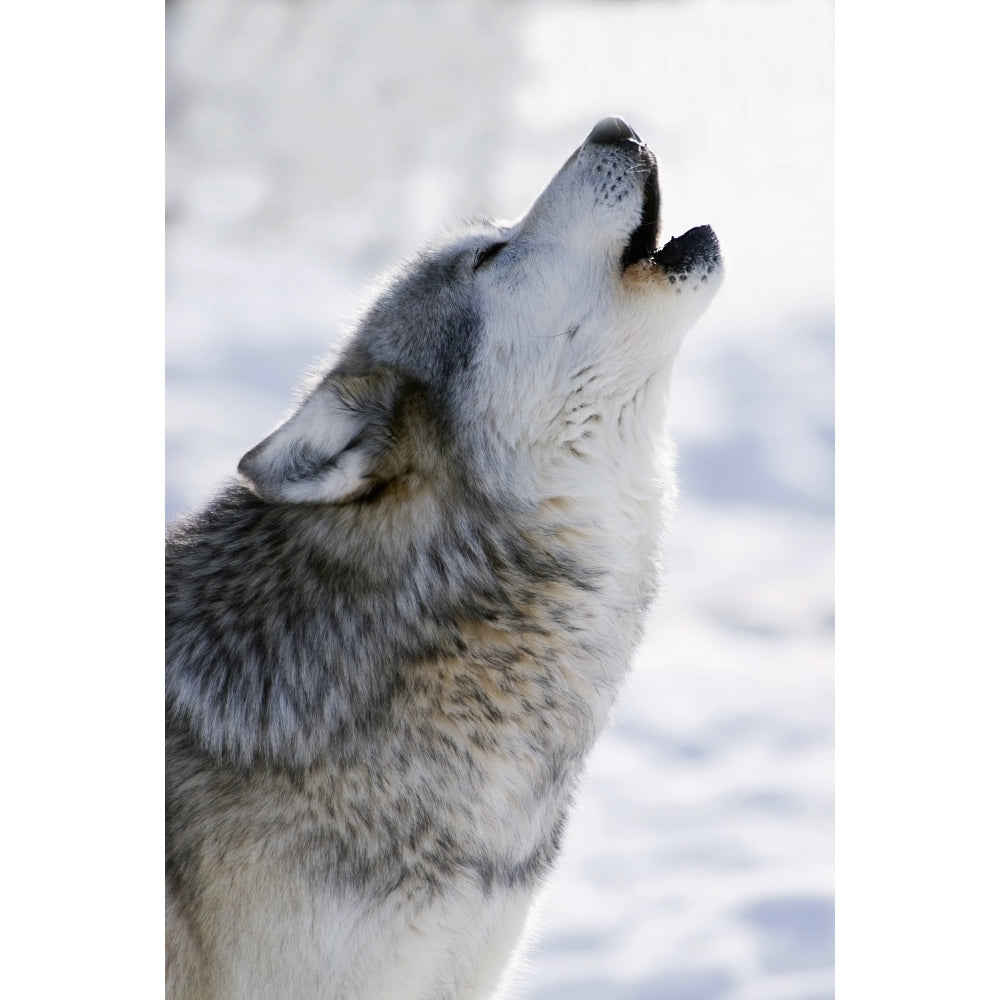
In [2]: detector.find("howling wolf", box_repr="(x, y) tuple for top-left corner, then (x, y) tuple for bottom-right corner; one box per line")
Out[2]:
(166, 116), (723, 1000)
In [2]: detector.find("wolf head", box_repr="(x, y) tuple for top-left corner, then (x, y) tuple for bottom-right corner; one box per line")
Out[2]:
(238, 118), (723, 509)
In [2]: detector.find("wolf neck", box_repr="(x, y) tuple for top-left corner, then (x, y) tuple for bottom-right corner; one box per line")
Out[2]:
(536, 367), (673, 606)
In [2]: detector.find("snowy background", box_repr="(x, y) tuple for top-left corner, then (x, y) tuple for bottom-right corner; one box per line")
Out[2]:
(166, 1), (833, 998)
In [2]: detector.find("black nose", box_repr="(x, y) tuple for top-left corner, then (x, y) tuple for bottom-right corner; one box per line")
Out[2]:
(586, 116), (641, 145)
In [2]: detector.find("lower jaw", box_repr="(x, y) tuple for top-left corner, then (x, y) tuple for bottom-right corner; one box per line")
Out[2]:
(622, 224), (720, 277)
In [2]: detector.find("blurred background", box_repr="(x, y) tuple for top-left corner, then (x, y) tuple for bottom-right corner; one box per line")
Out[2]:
(166, 1), (833, 998)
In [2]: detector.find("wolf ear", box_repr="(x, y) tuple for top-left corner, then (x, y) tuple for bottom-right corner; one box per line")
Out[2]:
(237, 369), (401, 505)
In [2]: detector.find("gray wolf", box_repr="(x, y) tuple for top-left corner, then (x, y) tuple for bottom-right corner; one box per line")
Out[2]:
(166, 116), (723, 1000)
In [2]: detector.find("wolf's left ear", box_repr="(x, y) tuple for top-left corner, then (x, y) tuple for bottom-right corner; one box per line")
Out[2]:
(237, 369), (401, 504)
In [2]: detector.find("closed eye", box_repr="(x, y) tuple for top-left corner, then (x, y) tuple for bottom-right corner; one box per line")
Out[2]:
(472, 241), (508, 271)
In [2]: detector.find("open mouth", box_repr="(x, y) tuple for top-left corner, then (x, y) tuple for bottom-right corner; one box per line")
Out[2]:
(621, 164), (720, 275)
(620, 166), (662, 271)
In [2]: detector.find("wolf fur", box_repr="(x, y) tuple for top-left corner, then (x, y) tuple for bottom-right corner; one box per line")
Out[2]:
(166, 117), (723, 1000)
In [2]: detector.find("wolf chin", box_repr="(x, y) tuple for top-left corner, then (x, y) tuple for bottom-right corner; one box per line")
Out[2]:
(166, 117), (723, 1000)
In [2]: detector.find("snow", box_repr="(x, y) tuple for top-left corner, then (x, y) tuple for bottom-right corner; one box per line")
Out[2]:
(166, 1), (833, 997)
